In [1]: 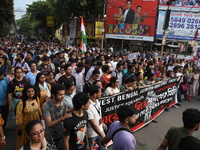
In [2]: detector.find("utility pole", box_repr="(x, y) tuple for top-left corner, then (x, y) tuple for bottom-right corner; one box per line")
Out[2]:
(101, 0), (106, 50)
(161, 1), (171, 57)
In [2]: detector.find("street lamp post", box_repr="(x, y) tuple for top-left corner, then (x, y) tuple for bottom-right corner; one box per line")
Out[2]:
(101, 0), (106, 50)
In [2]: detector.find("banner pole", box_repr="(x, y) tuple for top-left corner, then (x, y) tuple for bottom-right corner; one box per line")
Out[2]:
(101, 0), (106, 50)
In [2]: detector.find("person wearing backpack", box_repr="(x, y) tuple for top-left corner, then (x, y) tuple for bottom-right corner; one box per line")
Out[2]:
(12, 53), (30, 73)
(102, 105), (137, 150)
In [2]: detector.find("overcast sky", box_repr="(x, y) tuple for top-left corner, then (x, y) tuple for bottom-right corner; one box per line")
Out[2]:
(14, 0), (37, 20)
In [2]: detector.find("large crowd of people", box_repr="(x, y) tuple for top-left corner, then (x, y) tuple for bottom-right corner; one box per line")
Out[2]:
(0, 37), (200, 150)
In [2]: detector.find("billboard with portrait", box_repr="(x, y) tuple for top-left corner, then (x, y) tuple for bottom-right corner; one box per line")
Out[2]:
(105, 0), (159, 42)
(156, 11), (200, 41)
(159, 0), (200, 12)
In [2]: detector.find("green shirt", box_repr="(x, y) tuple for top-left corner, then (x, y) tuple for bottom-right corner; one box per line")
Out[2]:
(165, 126), (192, 150)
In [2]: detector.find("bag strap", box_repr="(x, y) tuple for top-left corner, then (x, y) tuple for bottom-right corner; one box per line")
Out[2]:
(14, 60), (25, 67)
(21, 61), (25, 68)
(111, 128), (132, 139)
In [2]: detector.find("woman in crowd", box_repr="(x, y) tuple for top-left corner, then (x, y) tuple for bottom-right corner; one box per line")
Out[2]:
(46, 71), (56, 86)
(20, 120), (57, 150)
(187, 68), (200, 101)
(7, 67), (29, 112)
(135, 72), (145, 87)
(120, 76), (137, 92)
(122, 61), (128, 75)
(137, 62), (144, 75)
(166, 70), (174, 78)
(180, 67), (189, 100)
(104, 77), (120, 96)
(16, 85), (42, 150)
(84, 69), (100, 93)
(156, 72), (167, 82)
(55, 66), (65, 81)
(145, 73), (156, 85)
(100, 65), (113, 90)
(34, 73), (51, 107)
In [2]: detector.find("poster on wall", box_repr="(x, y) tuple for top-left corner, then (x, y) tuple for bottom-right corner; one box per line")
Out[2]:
(159, 0), (200, 12)
(156, 11), (200, 41)
(105, 0), (159, 42)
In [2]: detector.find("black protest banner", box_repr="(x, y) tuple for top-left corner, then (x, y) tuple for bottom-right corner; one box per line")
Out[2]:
(99, 76), (182, 131)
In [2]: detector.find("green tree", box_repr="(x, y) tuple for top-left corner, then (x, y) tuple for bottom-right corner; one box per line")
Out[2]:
(0, 0), (15, 36)
(16, 14), (40, 37)
(26, 1), (56, 36)
(47, 0), (104, 22)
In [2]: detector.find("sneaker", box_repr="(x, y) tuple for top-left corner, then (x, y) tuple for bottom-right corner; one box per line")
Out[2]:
(152, 120), (157, 123)
(176, 103), (181, 106)
(165, 108), (169, 112)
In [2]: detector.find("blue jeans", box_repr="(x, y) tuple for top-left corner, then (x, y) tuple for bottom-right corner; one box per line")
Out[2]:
(88, 135), (106, 150)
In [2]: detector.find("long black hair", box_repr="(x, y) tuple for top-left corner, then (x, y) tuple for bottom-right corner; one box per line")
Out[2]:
(25, 120), (42, 135)
(106, 76), (118, 88)
(21, 84), (38, 112)
(34, 72), (45, 98)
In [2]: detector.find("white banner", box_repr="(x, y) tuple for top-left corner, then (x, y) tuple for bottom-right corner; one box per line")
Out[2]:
(156, 11), (200, 41)
(106, 34), (154, 41)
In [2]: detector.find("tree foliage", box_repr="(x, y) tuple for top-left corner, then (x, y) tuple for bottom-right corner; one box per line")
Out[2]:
(26, 1), (56, 36)
(17, 0), (104, 37)
(48, 0), (104, 20)
(0, 0), (15, 36)
(16, 14), (40, 37)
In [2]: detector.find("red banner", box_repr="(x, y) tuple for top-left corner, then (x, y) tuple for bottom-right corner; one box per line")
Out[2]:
(105, 0), (159, 41)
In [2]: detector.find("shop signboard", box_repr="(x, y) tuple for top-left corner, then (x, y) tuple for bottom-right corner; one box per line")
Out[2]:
(95, 21), (104, 38)
(156, 11), (200, 41)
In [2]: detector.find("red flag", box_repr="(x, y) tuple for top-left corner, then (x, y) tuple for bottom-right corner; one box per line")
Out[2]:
(194, 28), (198, 40)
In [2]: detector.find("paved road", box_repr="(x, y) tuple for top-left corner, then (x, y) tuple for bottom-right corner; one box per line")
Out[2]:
(108, 95), (200, 150)
(3, 95), (200, 150)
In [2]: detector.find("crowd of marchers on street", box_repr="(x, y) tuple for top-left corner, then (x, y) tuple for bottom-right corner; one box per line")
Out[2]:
(0, 37), (200, 150)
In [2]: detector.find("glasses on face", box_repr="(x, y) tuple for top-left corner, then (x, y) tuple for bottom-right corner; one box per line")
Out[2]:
(16, 72), (23, 74)
(31, 129), (44, 137)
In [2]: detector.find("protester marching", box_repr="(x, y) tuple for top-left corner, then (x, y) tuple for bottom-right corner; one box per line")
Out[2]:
(0, 36), (200, 150)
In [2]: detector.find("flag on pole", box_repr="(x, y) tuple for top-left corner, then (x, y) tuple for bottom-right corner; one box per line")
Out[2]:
(80, 16), (87, 52)
(194, 28), (199, 41)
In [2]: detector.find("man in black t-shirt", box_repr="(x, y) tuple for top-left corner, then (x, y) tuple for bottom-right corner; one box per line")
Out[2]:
(58, 64), (76, 86)
(63, 92), (90, 150)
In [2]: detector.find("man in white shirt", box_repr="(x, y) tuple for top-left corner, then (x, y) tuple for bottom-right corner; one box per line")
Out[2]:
(86, 85), (106, 150)
(112, 63), (123, 87)
(86, 61), (103, 81)
(72, 62), (85, 93)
